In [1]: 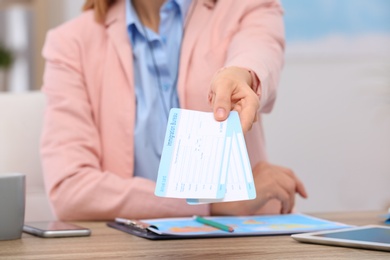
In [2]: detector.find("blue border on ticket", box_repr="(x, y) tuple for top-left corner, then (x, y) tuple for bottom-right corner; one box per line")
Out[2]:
(155, 108), (181, 197)
(186, 112), (256, 204)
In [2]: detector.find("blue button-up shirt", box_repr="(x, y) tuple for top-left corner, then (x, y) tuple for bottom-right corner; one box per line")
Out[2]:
(126, 0), (191, 181)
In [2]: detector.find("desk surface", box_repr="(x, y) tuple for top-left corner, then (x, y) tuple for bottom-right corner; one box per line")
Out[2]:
(0, 211), (389, 259)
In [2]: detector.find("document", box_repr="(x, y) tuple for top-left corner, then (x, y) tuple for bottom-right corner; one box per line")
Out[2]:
(155, 108), (255, 203)
(187, 132), (256, 204)
(107, 213), (351, 240)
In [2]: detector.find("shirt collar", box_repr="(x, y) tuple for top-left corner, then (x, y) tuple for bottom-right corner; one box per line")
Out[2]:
(175, 0), (192, 23)
(125, 0), (144, 45)
(126, 0), (192, 45)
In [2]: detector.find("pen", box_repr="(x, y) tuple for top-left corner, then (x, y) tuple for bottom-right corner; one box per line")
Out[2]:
(193, 215), (234, 233)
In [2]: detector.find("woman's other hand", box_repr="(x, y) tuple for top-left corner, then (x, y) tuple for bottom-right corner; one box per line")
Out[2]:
(210, 162), (308, 216)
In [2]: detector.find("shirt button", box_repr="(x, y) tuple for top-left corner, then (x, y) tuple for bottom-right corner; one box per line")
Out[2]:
(163, 83), (170, 91)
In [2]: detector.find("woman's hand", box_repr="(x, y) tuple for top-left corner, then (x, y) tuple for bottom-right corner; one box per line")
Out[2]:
(210, 162), (308, 216)
(208, 66), (259, 132)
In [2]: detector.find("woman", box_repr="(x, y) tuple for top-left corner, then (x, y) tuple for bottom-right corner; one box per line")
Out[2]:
(41, 0), (307, 220)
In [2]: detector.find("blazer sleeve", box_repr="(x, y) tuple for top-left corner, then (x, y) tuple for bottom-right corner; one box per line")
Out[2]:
(224, 0), (285, 113)
(40, 27), (209, 221)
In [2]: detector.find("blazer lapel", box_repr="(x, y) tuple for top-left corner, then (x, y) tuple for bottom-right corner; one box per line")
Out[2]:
(102, 0), (135, 174)
(178, 0), (215, 107)
(105, 0), (134, 88)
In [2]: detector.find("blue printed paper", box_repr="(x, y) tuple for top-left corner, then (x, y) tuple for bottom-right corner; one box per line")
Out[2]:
(155, 108), (255, 203)
(143, 213), (350, 236)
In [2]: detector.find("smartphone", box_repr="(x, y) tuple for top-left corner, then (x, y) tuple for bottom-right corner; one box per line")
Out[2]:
(23, 221), (91, 238)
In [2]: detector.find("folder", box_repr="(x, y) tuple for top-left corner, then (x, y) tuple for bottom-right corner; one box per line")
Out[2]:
(107, 213), (350, 240)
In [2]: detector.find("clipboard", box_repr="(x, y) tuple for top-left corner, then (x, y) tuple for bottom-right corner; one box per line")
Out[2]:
(107, 222), (177, 240)
(106, 221), (251, 240)
(107, 213), (350, 240)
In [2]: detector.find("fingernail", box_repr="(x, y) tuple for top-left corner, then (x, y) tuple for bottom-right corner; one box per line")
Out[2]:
(216, 108), (225, 119)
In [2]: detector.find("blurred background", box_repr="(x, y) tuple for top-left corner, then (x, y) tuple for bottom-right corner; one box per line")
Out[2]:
(0, 0), (80, 92)
(0, 0), (389, 213)
(265, 0), (390, 213)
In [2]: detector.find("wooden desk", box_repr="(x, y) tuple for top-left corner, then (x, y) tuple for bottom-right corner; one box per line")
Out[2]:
(0, 211), (389, 259)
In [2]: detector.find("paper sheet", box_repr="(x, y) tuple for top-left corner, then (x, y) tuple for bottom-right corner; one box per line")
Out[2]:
(155, 108), (255, 203)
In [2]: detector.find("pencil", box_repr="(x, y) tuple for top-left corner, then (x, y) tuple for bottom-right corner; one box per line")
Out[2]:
(193, 215), (234, 233)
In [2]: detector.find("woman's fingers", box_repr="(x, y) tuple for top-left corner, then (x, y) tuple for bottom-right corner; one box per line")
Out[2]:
(209, 67), (259, 132)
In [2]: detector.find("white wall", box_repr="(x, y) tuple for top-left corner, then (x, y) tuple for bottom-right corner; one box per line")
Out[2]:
(62, 0), (83, 22)
(264, 36), (390, 212)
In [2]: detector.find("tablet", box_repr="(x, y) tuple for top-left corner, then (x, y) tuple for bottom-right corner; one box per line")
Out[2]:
(291, 225), (390, 252)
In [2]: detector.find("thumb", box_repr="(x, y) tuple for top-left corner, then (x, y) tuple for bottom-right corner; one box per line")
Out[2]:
(210, 89), (231, 122)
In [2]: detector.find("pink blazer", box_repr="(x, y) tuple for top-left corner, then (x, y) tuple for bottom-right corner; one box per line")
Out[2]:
(41, 0), (285, 220)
